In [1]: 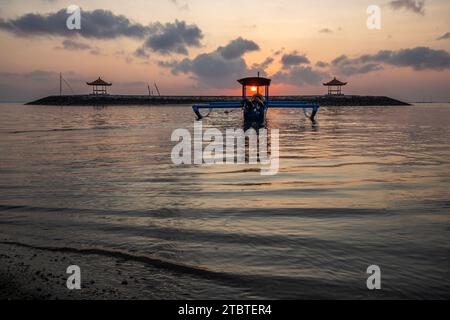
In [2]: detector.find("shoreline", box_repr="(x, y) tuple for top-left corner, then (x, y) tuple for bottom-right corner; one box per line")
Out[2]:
(26, 94), (410, 106)
(0, 240), (267, 300)
(2, 239), (447, 300)
(0, 241), (149, 300)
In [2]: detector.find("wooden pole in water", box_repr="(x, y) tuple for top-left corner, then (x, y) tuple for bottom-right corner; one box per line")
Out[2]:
(60, 73), (62, 96)
(154, 82), (161, 96)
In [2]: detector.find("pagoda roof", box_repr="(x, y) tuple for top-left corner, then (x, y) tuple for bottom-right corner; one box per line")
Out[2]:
(238, 77), (271, 87)
(87, 77), (112, 86)
(323, 77), (347, 86)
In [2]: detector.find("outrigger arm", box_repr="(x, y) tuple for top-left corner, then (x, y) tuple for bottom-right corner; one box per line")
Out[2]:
(192, 102), (241, 120)
(192, 75), (320, 123)
(192, 101), (319, 122)
(267, 101), (320, 122)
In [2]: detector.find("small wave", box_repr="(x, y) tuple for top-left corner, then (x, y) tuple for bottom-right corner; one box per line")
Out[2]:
(0, 204), (395, 218)
(0, 240), (351, 298)
(9, 126), (123, 134)
(0, 240), (236, 281)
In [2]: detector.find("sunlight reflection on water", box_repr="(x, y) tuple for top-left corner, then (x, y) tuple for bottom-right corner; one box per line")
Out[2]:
(0, 103), (449, 298)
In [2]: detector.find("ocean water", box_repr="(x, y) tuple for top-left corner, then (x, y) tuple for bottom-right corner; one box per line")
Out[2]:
(0, 103), (449, 299)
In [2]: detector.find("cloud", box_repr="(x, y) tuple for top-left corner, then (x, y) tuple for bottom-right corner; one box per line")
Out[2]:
(331, 47), (450, 75)
(315, 61), (329, 68)
(273, 49), (285, 56)
(160, 53), (247, 88)
(134, 47), (150, 59)
(360, 47), (450, 70)
(159, 42), (323, 88)
(0, 70), (68, 80)
(251, 57), (274, 72)
(169, 0), (190, 11)
(54, 39), (102, 55)
(389, 0), (425, 15)
(331, 54), (383, 75)
(0, 9), (203, 55)
(159, 37), (263, 88)
(143, 20), (203, 55)
(218, 37), (259, 60)
(273, 52), (327, 86)
(331, 56), (383, 75)
(0, 9), (149, 38)
(58, 39), (90, 50)
(319, 28), (333, 34)
(272, 66), (328, 86)
(437, 32), (450, 40)
(280, 52), (310, 68)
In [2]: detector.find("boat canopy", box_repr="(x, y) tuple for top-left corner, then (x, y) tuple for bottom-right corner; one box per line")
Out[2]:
(237, 77), (271, 87)
(192, 75), (319, 123)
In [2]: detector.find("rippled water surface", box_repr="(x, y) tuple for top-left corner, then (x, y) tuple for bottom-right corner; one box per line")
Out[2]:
(0, 103), (449, 299)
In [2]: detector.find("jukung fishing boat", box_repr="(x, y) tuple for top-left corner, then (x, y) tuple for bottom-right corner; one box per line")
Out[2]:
(192, 75), (320, 126)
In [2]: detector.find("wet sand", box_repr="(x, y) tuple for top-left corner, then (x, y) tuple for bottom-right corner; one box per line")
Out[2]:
(0, 242), (143, 300)
(0, 241), (252, 300)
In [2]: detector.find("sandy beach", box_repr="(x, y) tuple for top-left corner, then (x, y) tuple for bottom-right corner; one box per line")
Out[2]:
(0, 241), (147, 300)
(0, 239), (254, 300)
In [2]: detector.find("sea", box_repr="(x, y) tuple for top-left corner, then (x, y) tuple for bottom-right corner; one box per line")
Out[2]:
(0, 103), (449, 299)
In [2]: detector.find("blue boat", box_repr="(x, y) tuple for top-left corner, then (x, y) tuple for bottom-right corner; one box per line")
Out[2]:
(192, 75), (320, 126)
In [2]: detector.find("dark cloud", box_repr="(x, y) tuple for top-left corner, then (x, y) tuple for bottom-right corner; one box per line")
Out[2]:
(0, 70), (67, 80)
(332, 59), (383, 75)
(331, 47), (450, 75)
(272, 66), (328, 86)
(437, 32), (450, 40)
(159, 37), (262, 88)
(360, 47), (450, 70)
(134, 47), (150, 59)
(0, 9), (203, 55)
(59, 39), (91, 50)
(143, 20), (202, 55)
(0, 9), (149, 38)
(331, 54), (382, 75)
(315, 61), (329, 68)
(218, 37), (259, 60)
(271, 52), (327, 86)
(273, 49), (284, 56)
(331, 55), (348, 66)
(160, 42), (323, 88)
(319, 28), (333, 34)
(169, 0), (190, 11)
(389, 0), (425, 15)
(54, 39), (102, 55)
(161, 53), (247, 88)
(280, 52), (310, 68)
(251, 57), (274, 72)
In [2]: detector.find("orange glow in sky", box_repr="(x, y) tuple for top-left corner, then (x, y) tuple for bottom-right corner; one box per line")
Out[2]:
(0, 0), (449, 102)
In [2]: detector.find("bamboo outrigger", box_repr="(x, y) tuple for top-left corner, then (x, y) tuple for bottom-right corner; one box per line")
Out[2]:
(192, 75), (320, 125)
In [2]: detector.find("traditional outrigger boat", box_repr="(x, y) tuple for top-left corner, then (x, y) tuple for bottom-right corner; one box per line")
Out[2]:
(192, 75), (320, 126)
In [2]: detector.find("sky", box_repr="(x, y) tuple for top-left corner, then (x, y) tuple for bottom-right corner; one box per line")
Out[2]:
(0, 0), (449, 102)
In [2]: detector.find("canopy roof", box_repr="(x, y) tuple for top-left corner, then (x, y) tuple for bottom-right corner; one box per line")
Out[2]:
(238, 77), (271, 87)
(87, 77), (112, 86)
(323, 77), (347, 86)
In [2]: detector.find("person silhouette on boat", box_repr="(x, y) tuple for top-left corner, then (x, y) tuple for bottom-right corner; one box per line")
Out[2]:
(251, 93), (265, 110)
(242, 93), (266, 125)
